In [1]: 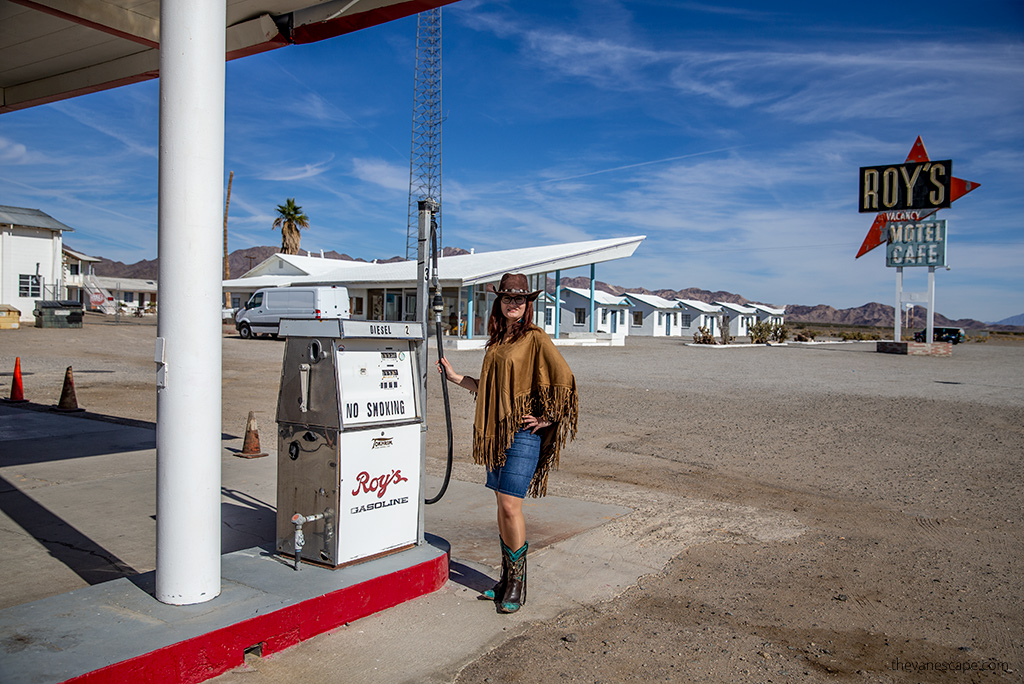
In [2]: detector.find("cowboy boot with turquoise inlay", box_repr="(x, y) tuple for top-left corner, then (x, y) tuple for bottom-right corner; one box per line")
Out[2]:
(481, 538), (511, 601)
(499, 541), (527, 613)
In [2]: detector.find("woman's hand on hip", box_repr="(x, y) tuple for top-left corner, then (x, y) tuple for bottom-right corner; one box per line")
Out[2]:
(522, 415), (551, 434)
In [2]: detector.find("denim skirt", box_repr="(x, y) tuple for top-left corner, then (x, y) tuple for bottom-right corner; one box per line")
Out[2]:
(485, 429), (542, 499)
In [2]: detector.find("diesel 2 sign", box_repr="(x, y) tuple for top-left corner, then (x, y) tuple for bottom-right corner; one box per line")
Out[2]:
(886, 220), (947, 268)
(860, 160), (952, 213)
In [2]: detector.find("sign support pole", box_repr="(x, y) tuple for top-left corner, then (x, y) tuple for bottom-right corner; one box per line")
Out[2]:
(894, 267), (903, 342)
(927, 266), (936, 344)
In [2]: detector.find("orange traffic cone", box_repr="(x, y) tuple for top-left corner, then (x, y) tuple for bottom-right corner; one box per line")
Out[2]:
(238, 410), (268, 458)
(4, 357), (28, 403)
(52, 366), (84, 412)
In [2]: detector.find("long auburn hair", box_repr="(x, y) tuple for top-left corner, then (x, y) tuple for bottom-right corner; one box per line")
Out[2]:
(486, 296), (537, 347)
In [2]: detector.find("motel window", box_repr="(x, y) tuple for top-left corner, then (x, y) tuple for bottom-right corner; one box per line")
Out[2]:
(544, 308), (552, 326)
(632, 311), (643, 327)
(350, 296), (364, 316)
(601, 309), (608, 324)
(19, 275), (41, 298)
(657, 313), (663, 324)
(69, 263), (80, 276)
(681, 314), (691, 327)
(124, 292), (134, 303)
(619, 310), (626, 325)
(574, 308), (586, 325)
(672, 313), (678, 325)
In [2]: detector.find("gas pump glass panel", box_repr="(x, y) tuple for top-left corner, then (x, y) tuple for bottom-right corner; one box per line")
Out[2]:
(336, 339), (421, 428)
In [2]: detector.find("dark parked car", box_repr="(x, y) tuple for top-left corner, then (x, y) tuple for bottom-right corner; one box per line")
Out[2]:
(913, 327), (965, 344)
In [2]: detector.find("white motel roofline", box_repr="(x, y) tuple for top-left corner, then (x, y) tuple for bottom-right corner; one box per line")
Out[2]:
(223, 235), (647, 292)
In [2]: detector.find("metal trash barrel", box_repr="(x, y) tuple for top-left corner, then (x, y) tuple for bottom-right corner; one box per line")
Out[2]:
(33, 300), (84, 328)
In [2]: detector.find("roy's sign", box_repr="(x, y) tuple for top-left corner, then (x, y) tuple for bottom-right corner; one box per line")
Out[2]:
(860, 160), (952, 213)
(886, 220), (947, 268)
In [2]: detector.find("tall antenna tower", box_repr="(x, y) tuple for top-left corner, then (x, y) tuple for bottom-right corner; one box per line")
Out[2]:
(406, 7), (442, 259)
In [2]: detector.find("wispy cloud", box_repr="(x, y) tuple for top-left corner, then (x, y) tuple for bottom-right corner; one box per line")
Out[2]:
(51, 101), (157, 158)
(350, 157), (408, 192)
(0, 137), (44, 164)
(260, 156), (335, 181)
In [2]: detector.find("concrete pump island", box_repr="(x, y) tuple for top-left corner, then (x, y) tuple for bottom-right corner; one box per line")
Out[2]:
(1, 318), (1021, 683)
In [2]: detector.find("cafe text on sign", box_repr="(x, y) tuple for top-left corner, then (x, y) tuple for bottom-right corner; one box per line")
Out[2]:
(886, 220), (947, 268)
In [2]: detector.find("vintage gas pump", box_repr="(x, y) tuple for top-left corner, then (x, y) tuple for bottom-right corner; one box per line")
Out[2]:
(275, 318), (425, 567)
(275, 201), (452, 569)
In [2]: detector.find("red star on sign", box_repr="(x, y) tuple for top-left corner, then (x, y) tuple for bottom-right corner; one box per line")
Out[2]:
(855, 136), (979, 258)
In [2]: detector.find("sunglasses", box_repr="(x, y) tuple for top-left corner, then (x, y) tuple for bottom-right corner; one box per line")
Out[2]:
(500, 295), (527, 305)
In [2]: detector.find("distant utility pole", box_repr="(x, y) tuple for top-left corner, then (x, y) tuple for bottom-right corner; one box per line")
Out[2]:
(406, 7), (443, 260)
(223, 170), (233, 307)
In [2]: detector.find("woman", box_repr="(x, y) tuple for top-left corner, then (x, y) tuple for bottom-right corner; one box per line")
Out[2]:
(438, 273), (578, 613)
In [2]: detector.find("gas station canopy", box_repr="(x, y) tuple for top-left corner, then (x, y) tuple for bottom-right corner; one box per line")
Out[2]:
(0, 0), (457, 114)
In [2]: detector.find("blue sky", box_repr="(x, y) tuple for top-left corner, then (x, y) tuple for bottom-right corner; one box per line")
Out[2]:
(2, 0), (1023, 322)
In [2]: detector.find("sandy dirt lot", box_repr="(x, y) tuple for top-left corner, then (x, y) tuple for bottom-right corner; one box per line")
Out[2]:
(1, 316), (1021, 682)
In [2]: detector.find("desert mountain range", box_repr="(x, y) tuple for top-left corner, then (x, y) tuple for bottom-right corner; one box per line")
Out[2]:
(86, 245), (1018, 331)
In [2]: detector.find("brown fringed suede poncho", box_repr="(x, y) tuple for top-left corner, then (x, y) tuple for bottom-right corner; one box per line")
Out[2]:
(473, 326), (578, 497)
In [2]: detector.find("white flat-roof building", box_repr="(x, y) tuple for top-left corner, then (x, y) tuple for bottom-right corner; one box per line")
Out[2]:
(0, 206), (72, 321)
(558, 286), (632, 338)
(677, 299), (724, 338)
(625, 292), (682, 337)
(751, 303), (786, 327)
(716, 301), (759, 338)
(62, 246), (101, 307)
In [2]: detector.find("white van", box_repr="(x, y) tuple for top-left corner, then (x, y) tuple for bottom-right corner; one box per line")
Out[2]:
(235, 286), (350, 339)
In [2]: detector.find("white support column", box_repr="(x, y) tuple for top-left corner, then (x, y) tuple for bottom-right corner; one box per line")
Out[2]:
(466, 284), (474, 340)
(589, 264), (595, 333)
(554, 269), (562, 338)
(155, 0), (226, 605)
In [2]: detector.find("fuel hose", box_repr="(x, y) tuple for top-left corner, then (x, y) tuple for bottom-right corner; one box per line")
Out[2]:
(424, 213), (454, 505)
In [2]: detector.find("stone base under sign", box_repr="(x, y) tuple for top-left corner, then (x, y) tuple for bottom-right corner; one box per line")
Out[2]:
(876, 341), (952, 357)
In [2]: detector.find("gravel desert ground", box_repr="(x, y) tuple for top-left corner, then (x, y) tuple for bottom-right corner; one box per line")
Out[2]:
(1, 316), (1021, 682)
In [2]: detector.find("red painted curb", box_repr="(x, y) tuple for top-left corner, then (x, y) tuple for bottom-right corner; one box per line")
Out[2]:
(63, 552), (448, 684)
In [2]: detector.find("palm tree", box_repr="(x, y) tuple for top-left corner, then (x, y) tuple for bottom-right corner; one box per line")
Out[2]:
(272, 198), (309, 255)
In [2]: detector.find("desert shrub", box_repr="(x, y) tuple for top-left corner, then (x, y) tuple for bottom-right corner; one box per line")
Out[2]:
(839, 330), (866, 341)
(748, 320), (774, 344)
(771, 323), (790, 343)
(796, 329), (818, 342)
(720, 316), (731, 345)
(692, 326), (717, 344)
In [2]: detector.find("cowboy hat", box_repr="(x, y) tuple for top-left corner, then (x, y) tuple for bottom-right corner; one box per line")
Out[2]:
(487, 273), (543, 300)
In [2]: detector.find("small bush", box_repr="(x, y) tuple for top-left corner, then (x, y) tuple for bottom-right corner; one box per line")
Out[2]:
(693, 326), (717, 345)
(795, 329), (818, 342)
(771, 323), (790, 343)
(748, 320), (774, 344)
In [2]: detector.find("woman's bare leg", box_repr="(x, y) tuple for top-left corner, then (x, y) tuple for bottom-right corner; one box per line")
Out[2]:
(495, 491), (526, 549)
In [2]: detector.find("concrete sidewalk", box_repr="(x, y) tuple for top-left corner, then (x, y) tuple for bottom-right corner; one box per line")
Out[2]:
(0, 403), (635, 683)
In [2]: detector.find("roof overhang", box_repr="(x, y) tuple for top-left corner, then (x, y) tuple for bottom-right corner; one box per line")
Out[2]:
(1, 0), (458, 115)
(223, 236), (648, 293)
